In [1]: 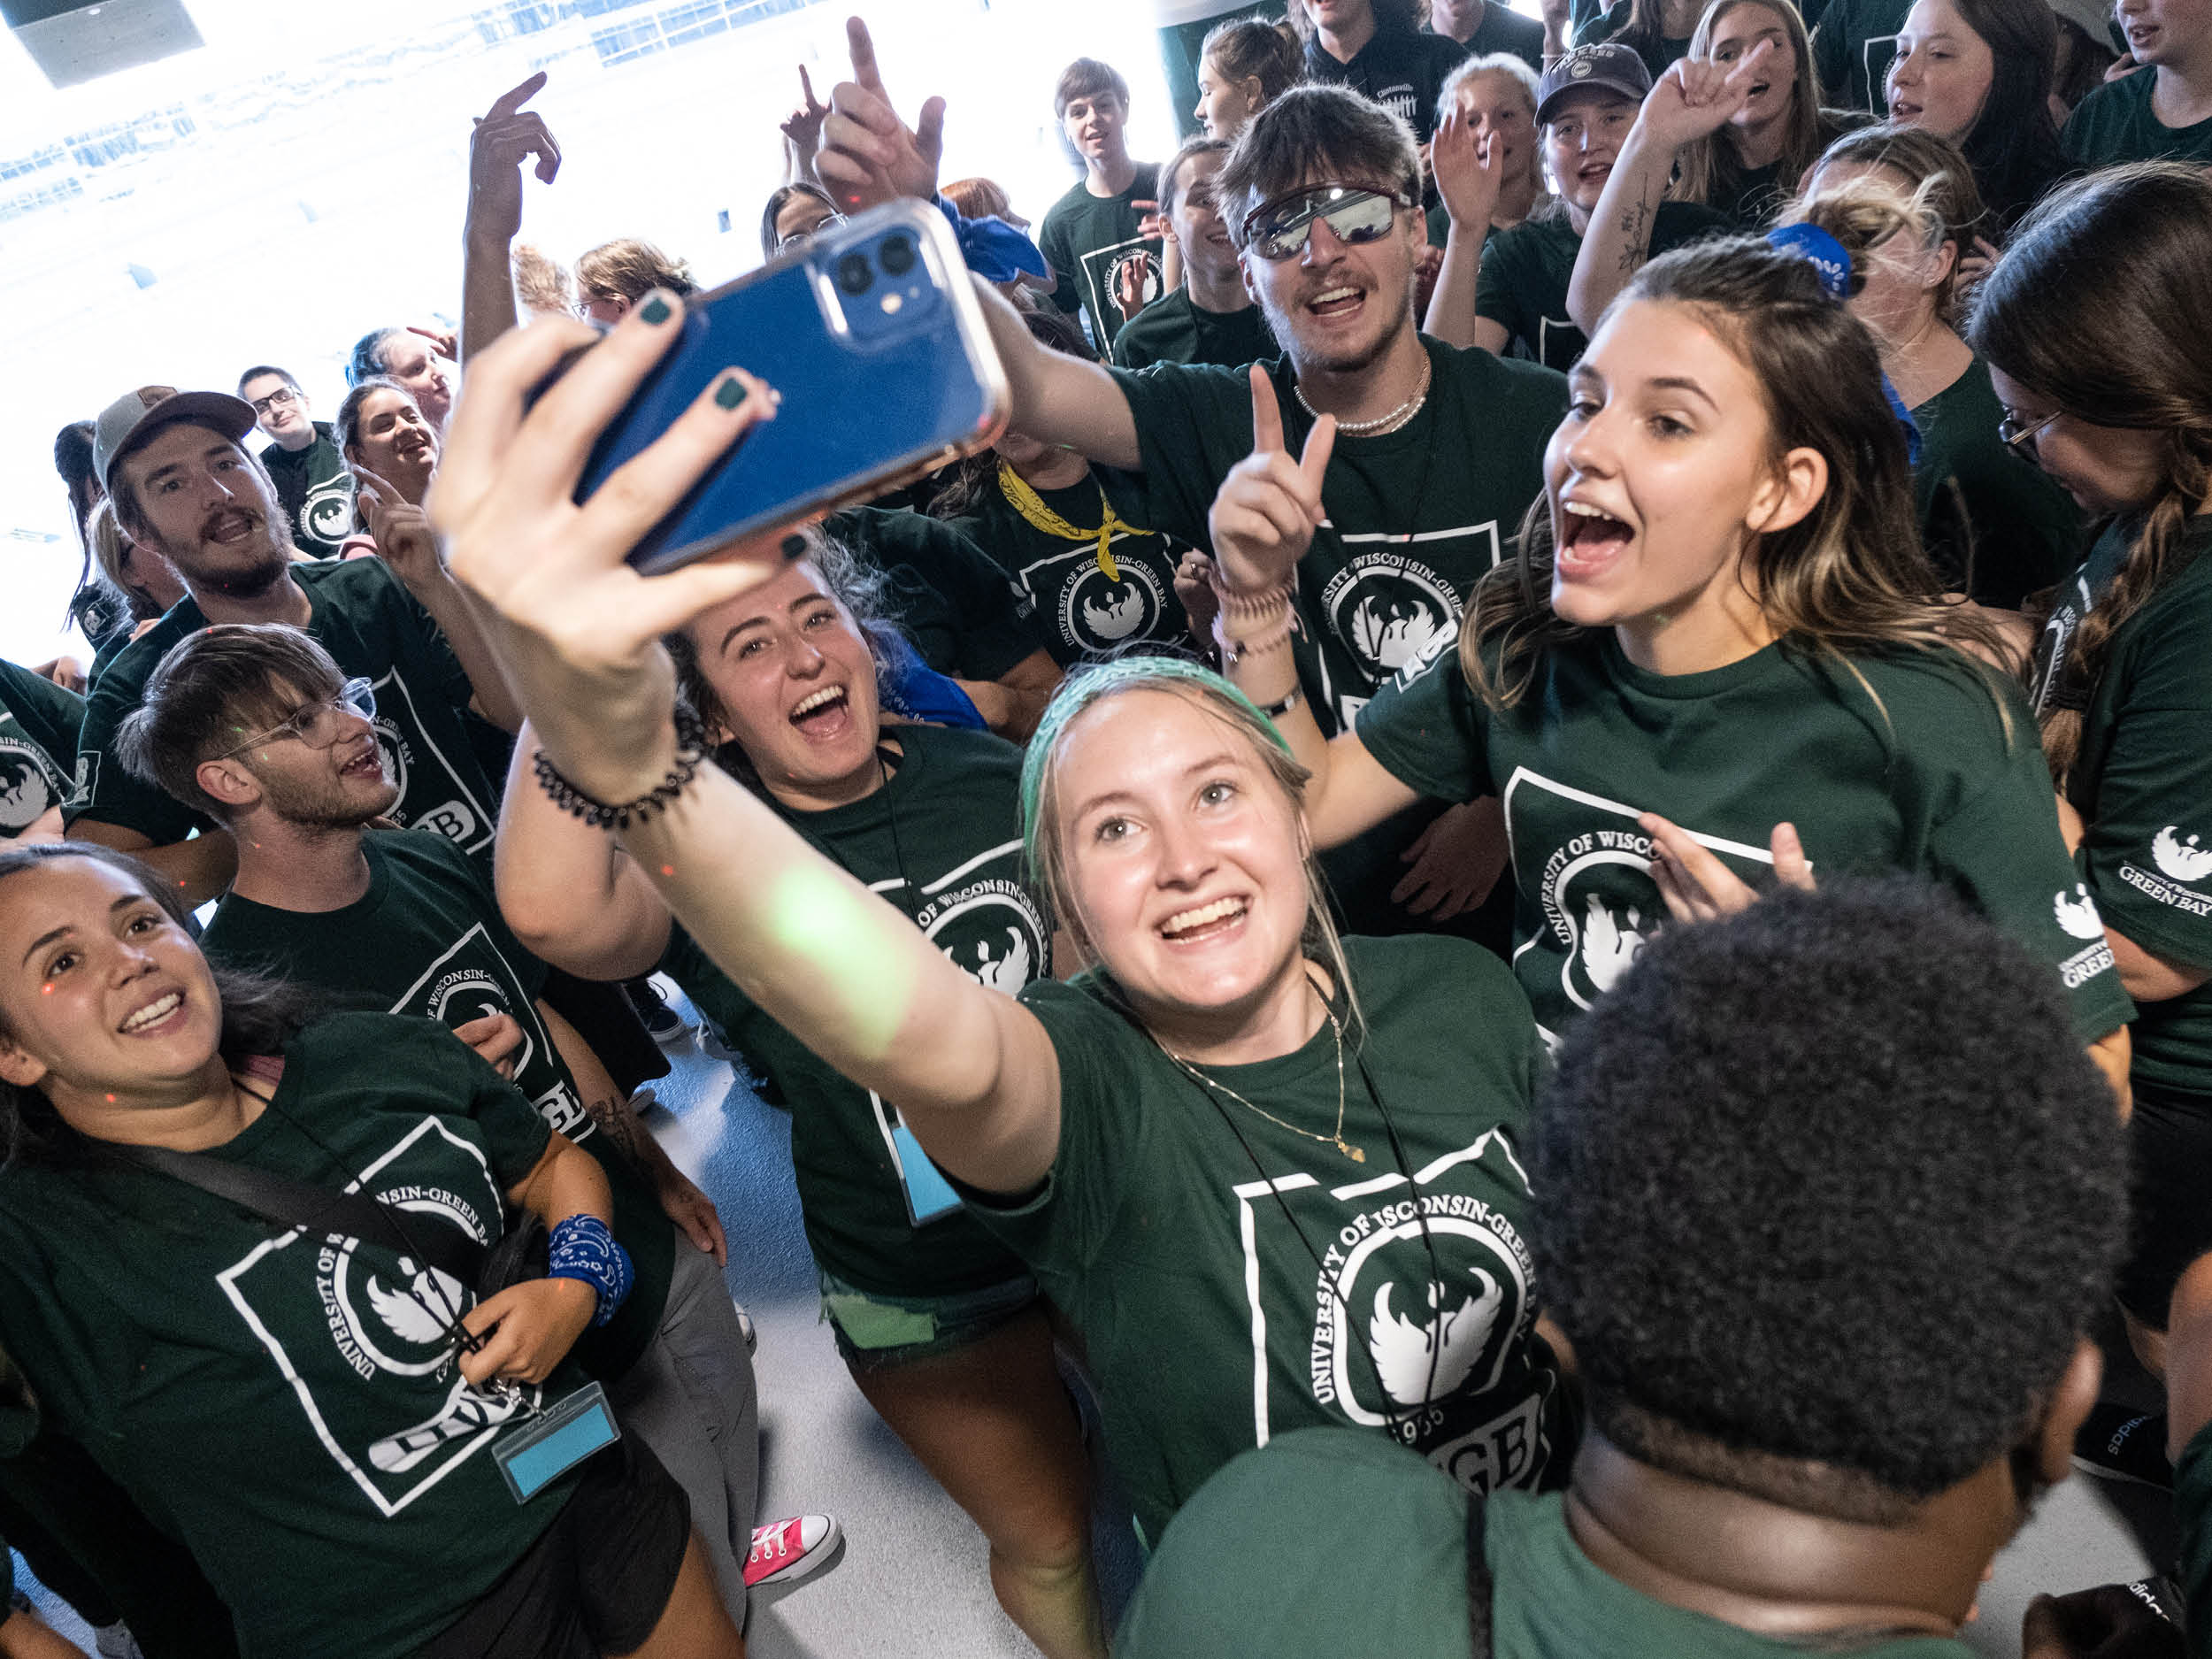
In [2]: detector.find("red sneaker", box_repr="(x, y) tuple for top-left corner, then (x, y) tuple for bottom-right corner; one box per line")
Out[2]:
(744, 1514), (843, 1590)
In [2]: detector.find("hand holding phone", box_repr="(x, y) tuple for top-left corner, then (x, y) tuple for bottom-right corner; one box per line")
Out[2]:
(430, 301), (787, 810)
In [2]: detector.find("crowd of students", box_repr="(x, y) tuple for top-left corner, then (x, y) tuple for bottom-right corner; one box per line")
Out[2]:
(0, 0), (2208, 1653)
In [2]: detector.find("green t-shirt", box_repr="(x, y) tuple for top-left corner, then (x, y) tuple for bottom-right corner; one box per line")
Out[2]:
(1572, 6), (1693, 80)
(949, 470), (1193, 666)
(659, 723), (1044, 1297)
(2062, 67), (2212, 167)
(1102, 339), (1571, 733)
(2032, 518), (2212, 1095)
(1475, 204), (1732, 372)
(1811, 0), (1911, 112)
(0, 658), (84, 838)
(976, 934), (1569, 1545)
(826, 505), (1040, 682)
(1448, 4), (1546, 70)
(1912, 357), (2082, 611)
(259, 423), (358, 560)
(1119, 1428), (1974, 1659)
(71, 559), (503, 857)
(1358, 634), (2136, 1047)
(199, 828), (674, 1377)
(1037, 166), (1163, 352)
(1111, 287), (1282, 373)
(0, 1013), (580, 1659)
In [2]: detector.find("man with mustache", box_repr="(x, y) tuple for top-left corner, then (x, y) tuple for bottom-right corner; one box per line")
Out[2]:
(65, 386), (521, 903)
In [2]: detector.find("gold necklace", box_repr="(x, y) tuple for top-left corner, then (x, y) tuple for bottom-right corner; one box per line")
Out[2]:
(1159, 999), (1366, 1164)
(996, 458), (1151, 582)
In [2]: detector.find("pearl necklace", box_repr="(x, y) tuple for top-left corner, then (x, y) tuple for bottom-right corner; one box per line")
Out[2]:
(1294, 351), (1432, 436)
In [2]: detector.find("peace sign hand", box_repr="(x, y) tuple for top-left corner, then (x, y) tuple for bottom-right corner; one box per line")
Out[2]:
(780, 64), (831, 153)
(429, 297), (787, 807)
(468, 73), (561, 246)
(1207, 366), (1336, 595)
(1640, 38), (1777, 151)
(818, 16), (946, 212)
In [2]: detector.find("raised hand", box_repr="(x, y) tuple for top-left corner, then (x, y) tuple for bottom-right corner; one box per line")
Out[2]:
(780, 64), (831, 157)
(430, 299), (787, 808)
(1206, 365), (1336, 595)
(1175, 550), (1221, 646)
(1640, 812), (1815, 923)
(817, 16), (946, 212)
(407, 322), (460, 361)
(1432, 103), (1502, 230)
(1540, 0), (1573, 51)
(1640, 38), (1776, 150)
(468, 72), (561, 247)
(353, 467), (443, 592)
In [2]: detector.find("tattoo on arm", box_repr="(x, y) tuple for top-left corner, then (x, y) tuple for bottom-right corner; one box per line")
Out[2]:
(580, 1089), (651, 1167)
(1617, 187), (1657, 278)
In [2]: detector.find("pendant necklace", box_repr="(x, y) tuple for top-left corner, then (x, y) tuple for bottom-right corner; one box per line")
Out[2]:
(1156, 994), (1367, 1164)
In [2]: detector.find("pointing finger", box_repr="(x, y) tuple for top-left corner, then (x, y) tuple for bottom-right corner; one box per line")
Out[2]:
(1249, 364), (1286, 456)
(916, 94), (946, 163)
(1298, 411), (1336, 501)
(483, 71), (546, 122)
(846, 15), (884, 96)
(797, 62), (817, 106)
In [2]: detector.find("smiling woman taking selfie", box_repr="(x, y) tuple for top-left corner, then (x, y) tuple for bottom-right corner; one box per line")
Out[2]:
(0, 842), (741, 1659)
(1210, 229), (2133, 1087)
(440, 296), (1576, 1568)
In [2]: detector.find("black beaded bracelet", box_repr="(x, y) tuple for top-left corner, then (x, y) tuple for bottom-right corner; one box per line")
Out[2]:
(533, 704), (710, 831)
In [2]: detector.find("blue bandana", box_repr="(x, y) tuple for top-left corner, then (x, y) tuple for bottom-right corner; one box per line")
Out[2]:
(937, 197), (1049, 288)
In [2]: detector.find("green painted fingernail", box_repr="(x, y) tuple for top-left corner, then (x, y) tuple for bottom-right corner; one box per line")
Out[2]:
(714, 374), (747, 410)
(640, 296), (672, 325)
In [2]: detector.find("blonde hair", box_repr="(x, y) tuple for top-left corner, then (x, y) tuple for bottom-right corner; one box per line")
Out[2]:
(1021, 657), (1364, 1037)
(86, 495), (179, 621)
(573, 238), (696, 309)
(1787, 123), (1985, 326)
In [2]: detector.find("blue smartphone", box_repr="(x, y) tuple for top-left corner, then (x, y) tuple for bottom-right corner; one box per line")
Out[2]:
(572, 199), (1010, 574)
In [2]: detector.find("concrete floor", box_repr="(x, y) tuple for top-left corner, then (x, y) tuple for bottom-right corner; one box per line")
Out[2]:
(7, 977), (2183, 1655)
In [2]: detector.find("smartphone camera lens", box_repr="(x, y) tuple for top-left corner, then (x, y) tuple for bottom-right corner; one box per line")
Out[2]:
(837, 252), (874, 296)
(879, 234), (917, 277)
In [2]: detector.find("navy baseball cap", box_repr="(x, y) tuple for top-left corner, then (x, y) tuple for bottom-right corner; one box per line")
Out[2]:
(1536, 43), (1654, 124)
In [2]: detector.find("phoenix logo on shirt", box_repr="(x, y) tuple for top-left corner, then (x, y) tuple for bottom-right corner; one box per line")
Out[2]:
(1058, 560), (1168, 655)
(1324, 556), (1462, 680)
(216, 1117), (542, 1517)
(2152, 826), (2212, 885)
(302, 475), (358, 549)
(1233, 1133), (1557, 1499)
(0, 737), (66, 834)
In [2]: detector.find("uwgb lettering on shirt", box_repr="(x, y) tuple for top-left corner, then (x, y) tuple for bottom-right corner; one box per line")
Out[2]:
(365, 667), (495, 853)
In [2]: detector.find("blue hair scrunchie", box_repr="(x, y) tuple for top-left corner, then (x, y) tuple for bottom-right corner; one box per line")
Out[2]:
(1764, 223), (1924, 467)
(936, 197), (1049, 288)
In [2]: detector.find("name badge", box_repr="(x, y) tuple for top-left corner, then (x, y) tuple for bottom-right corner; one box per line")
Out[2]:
(493, 1381), (619, 1503)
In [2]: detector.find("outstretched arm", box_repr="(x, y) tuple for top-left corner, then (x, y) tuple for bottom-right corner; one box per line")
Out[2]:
(436, 297), (1066, 1195)
(462, 73), (562, 365)
(1205, 365), (1427, 847)
(1564, 44), (1770, 334)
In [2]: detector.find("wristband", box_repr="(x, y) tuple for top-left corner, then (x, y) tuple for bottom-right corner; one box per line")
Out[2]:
(1211, 578), (1295, 618)
(547, 1215), (634, 1327)
(1212, 602), (1295, 665)
(533, 703), (710, 832)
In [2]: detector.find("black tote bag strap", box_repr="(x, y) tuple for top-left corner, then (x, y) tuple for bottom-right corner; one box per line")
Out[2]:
(124, 1144), (483, 1286)
(1464, 1488), (1494, 1659)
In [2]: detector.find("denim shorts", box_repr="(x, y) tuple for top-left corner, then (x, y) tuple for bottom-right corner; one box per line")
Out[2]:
(817, 1267), (1040, 1374)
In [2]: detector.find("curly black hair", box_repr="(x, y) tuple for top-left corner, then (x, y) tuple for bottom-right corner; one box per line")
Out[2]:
(1532, 879), (2126, 1519)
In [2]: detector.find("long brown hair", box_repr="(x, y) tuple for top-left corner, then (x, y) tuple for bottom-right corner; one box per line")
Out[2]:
(0, 843), (315, 1168)
(1201, 14), (1304, 104)
(1462, 234), (2012, 721)
(1967, 163), (2212, 785)
(1672, 0), (1827, 211)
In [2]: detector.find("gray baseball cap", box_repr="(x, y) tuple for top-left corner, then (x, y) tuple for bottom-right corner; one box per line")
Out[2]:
(92, 384), (258, 495)
(1536, 42), (1654, 124)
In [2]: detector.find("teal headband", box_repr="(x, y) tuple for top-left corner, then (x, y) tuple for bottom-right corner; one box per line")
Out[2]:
(1018, 655), (1295, 866)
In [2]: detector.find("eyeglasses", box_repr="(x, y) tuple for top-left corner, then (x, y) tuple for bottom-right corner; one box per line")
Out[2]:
(213, 678), (377, 761)
(1241, 185), (1414, 263)
(1997, 406), (2062, 458)
(777, 211), (847, 256)
(248, 386), (300, 416)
